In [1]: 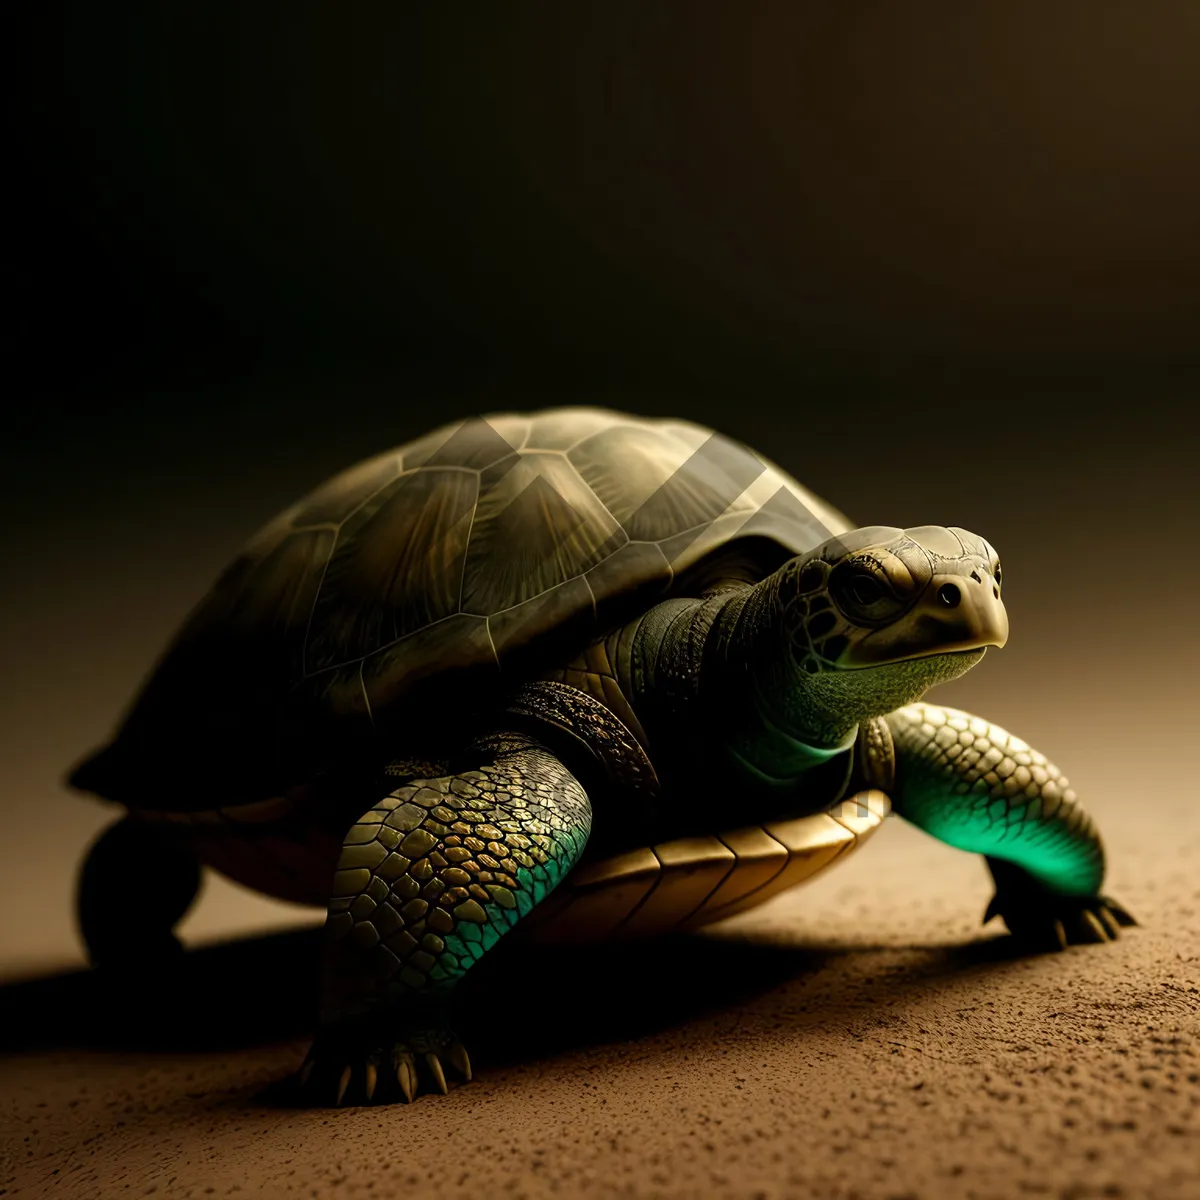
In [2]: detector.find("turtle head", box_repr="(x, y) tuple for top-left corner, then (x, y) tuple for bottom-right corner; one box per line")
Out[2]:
(771, 525), (1008, 736)
(782, 525), (1008, 671)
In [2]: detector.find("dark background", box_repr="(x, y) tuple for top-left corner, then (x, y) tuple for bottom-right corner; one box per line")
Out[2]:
(4, 10), (1200, 1196)
(3, 1), (1198, 966)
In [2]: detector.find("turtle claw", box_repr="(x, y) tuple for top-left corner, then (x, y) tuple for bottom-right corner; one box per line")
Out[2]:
(984, 886), (1138, 953)
(446, 1041), (473, 1082)
(296, 1018), (472, 1106)
(396, 1055), (417, 1103)
(1103, 897), (1139, 928)
(426, 1052), (449, 1096)
(297, 1057), (316, 1089)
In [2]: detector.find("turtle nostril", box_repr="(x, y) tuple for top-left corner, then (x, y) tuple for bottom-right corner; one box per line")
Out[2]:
(937, 583), (961, 608)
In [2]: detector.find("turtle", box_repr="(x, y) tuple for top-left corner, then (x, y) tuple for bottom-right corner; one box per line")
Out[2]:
(69, 406), (1134, 1106)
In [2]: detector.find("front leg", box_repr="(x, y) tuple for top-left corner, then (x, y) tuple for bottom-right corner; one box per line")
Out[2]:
(885, 704), (1136, 951)
(300, 730), (591, 1106)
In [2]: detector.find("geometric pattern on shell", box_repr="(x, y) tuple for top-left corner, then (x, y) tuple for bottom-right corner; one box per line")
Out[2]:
(73, 407), (852, 811)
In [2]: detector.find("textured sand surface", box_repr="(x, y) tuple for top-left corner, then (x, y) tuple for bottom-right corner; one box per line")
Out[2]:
(4, 779), (1198, 1200)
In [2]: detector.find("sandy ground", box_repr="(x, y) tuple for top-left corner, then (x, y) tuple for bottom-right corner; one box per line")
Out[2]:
(4, 770), (1198, 1200)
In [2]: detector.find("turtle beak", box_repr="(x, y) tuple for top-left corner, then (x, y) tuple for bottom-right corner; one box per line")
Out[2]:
(844, 567), (1009, 667)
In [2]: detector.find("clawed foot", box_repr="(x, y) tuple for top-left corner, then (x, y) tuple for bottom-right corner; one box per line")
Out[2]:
(295, 1017), (473, 1106)
(984, 889), (1137, 952)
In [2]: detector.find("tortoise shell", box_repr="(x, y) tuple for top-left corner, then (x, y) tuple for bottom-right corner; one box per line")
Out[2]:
(73, 407), (852, 812)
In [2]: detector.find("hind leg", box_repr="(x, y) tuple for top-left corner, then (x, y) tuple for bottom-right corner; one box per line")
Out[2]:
(76, 816), (203, 968)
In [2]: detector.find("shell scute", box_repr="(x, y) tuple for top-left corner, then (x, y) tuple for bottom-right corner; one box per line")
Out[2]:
(518, 408), (617, 451)
(358, 613), (498, 721)
(401, 414), (527, 472)
(569, 421), (768, 542)
(304, 468), (478, 674)
(460, 453), (621, 615)
(486, 574), (596, 670)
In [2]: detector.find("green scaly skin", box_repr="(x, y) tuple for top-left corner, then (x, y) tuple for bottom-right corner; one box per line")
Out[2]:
(614, 574), (982, 794)
(302, 731), (590, 1105)
(885, 703), (1135, 948)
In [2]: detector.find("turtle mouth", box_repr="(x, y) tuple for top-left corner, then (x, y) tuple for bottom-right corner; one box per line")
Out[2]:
(837, 645), (987, 671)
(909, 645), (986, 662)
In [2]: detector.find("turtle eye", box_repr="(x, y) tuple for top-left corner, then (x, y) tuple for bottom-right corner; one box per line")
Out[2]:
(846, 575), (887, 607)
(829, 555), (910, 626)
(830, 560), (902, 625)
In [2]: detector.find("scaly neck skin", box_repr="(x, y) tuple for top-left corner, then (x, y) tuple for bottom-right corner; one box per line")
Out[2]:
(625, 575), (859, 790)
(700, 576), (861, 785)
(624, 568), (982, 790)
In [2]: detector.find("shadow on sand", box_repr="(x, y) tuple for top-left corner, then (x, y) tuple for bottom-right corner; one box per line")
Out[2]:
(0, 921), (1034, 1069)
